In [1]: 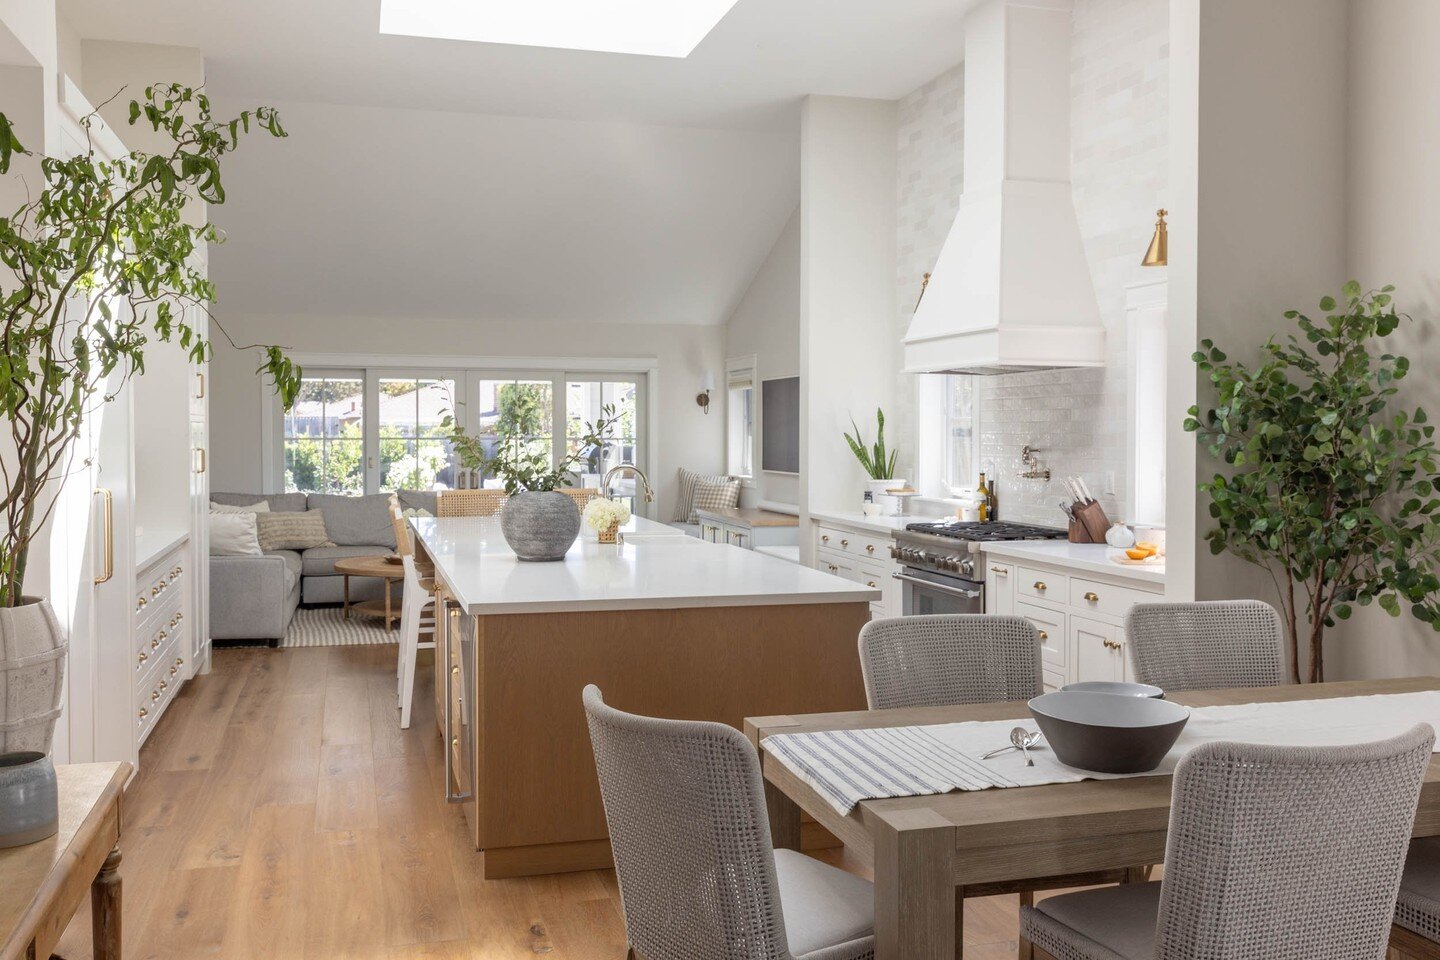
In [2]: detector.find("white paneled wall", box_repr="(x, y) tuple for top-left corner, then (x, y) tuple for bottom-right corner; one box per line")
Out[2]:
(893, 0), (1168, 527)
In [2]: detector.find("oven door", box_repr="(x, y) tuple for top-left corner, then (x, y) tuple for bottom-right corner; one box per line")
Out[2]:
(895, 568), (984, 617)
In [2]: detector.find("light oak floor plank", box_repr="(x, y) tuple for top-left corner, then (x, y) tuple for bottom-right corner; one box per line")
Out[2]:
(53, 641), (1035, 958)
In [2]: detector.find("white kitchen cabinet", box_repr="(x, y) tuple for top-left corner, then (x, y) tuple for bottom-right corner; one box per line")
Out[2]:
(984, 550), (1160, 687)
(696, 507), (798, 552)
(811, 519), (900, 619)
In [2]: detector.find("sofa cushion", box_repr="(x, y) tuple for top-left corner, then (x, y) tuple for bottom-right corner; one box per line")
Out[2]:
(301, 545), (392, 577)
(266, 549), (302, 593)
(305, 493), (396, 548)
(256, 511), (334, 551)
(210, 512), (262, 556)
(212, 492), (308, 512)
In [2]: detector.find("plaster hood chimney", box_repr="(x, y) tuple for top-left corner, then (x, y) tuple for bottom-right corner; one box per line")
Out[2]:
(903, 0), (1103, 375)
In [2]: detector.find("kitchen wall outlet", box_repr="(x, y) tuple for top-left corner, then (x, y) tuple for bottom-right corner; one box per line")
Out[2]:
(1104, 471), (1116, 496)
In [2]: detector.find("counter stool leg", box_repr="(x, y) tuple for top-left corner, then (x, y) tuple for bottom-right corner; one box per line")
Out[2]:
(343, 574), (351, 619)
(92, 844), (122, 960)
(385, 580), (393, 632)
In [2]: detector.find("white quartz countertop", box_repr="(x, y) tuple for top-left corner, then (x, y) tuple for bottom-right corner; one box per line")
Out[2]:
(412, 515), (880, 615)
(979, 540), (1166, 586)
(808, 511), (914, 536)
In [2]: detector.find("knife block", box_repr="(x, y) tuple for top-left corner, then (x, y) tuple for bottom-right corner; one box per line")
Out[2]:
(1068, 500), (1111, 544)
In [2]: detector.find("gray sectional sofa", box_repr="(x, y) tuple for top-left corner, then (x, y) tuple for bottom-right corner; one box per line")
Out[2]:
(210, 490), (438, 643)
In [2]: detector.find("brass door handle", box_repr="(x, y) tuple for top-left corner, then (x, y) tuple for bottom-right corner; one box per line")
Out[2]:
(1084, 591), (1100, 602)
(94, 488), (114, 584)
(1033, 581), (1047, 591)
(195, 447), (207, 474)
(194, 370), (206, 399)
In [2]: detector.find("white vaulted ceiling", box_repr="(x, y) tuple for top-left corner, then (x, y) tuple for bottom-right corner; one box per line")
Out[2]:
(61, 0), (973, 326)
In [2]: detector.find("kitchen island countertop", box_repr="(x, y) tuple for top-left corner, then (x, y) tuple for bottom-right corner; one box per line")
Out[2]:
(412, 515), (879, 615)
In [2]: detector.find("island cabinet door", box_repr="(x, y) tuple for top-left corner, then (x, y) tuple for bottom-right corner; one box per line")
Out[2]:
(1071, 616), (1127, 684)
(985, 560), (1014, 615)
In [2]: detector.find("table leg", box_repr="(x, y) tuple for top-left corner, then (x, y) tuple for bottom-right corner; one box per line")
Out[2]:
(343, 574), (351, 619)
(874, 812), (958, 960)
(385, 579), (393, 632)
(91, 844), (121, 960)
(764, 778), (801, 851)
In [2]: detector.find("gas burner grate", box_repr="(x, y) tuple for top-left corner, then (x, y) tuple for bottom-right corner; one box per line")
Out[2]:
(903, 520), (1068, 542)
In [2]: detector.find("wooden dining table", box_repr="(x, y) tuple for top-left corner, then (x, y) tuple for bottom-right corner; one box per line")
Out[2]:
(745, 676), (1440, 960)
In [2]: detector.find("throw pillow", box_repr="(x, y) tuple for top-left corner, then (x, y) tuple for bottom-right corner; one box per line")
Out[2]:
(255, 511), (334, 551)
(690, 478), (741, 522)
(209, 511), (262, 556)
(210, 499), (271, 515)
(673, 467), (731, 523)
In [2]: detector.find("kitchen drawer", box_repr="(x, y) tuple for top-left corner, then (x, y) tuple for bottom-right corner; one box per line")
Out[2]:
(814, 525), (890, 563)
(1069, 576), (1156, 620)
(135, 601), (185, 661)
(1016, 565), (1068, 606)
(817, 552), (886, 591)
(135, 551), (186, 629)
(1016, 601), (1066, 672)
(1042, 668), (1067, 693)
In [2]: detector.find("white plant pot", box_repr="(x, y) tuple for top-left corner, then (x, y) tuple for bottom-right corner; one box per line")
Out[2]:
(0, 597), (67, 755)
(864, 478), (907, 516)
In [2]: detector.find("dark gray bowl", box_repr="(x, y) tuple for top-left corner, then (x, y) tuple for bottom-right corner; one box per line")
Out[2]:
(1028, 691), (1189, 774)
(1061, 681), (1165, 699)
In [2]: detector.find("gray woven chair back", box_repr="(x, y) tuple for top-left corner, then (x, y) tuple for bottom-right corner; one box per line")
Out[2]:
(582, 685), (792, 960)
(858, 615), (1041, 710)
(1125, 600), (1284, 692)
(1155, 724), (1433, 959)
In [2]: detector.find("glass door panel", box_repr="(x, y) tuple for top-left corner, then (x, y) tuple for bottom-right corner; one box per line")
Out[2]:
(476, 379), (554, 489)
(567, 379), (639, 498)
(284, 374), (364, 493)
(377, 377), (458, 491)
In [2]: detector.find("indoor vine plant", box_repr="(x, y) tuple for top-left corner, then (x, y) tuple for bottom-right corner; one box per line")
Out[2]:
(0, 84), (298, 751)
(1186, 282), (1440, 682)
(445, 402), (622, 560)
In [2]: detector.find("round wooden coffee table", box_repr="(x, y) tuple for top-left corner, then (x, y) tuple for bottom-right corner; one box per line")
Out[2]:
(332, 555), (404, 630)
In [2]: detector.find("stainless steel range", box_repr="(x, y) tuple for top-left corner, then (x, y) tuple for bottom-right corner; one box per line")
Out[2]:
(891, 520), (1067, 616)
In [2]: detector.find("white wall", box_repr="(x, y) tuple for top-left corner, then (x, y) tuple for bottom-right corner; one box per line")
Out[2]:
(724, 206), (800, 508)
(208, 313), (724, 524)
(799, 96), (898, 554)
(1327, 0), (1440, 678)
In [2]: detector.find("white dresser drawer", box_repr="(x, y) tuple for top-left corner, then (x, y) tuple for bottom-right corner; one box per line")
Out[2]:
(135, 549), (186, 630)
(815, 525), (890, 562)
(1017, 565), (1068, 606)
(1069, 576), (1156, 620)
(1016, 601), (1066, 672)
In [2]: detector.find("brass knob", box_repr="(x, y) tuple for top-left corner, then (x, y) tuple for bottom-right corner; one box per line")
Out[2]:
(451, 737), (459, 748)
(1085, 591), (1100, 602)
(137, 651), (148, 663)
(1038, 631), (1049, 640)
(176, 657), (184, 666)
(451, 666), (460, 676)
(160, 680), (168, 690)
(1033, 581), (1047, 591)
(866, 544), (875, 553)
(151, 637), (161, 649)
(866, 581), (877, 588)
(137, 597), (147, 608)
(151, 690), (160, 701)
(1103, 638), (1121, 650)
(138, 708), (149, 719)
(840, 539), (849, 547)
(170, 667), (178, 677)
(821, 535), (830, 542)
(150, 587), (160, 597)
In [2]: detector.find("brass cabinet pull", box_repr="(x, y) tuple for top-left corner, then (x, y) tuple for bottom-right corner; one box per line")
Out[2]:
(93, 488), (114, 584)
(1038, 630), (1049, 641)
(821, 534), (830, 543)
(866, 544), (875, 553)
(451, 665), (460, 676)
(866, 580), (877, 588)
(1033, 581), (1047, 591)
(1103, 638), (1122, 650)
(451, 737), (459, 748)
(137, 651), (148, 664)
(990, 566), (1008, 576)
(159, 680), (168, 690)
(1085, 591), (1100, 602)
(176, 656), (184, 666)
(150, 690), (160, 701)
(840, 539), (849, 547)
(194, 370), (206, 399)
(138, 708), (148, 719)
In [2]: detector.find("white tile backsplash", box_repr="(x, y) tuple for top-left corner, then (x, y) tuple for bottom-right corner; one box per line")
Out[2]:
(894, 0), (1169, 529)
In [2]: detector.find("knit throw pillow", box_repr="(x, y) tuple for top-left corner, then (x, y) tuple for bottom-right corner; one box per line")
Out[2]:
(673, 467), (731, 523)
(690, 478), (741, 523)
(255, 510), (334, 551)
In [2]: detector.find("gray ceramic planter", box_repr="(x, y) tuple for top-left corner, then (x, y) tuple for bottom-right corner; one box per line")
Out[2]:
(500, 491), (581, 561)
(0, 751), (59, 848)
(0, 596), (67, 755)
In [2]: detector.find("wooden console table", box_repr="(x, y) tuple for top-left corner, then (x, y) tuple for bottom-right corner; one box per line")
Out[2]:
(0, 762), (130, 960)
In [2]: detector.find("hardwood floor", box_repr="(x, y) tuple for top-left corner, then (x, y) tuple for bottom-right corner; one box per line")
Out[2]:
(53, 644), (1032, 959)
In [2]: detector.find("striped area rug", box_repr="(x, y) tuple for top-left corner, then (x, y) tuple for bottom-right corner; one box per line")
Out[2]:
(282, 607), (395, 648)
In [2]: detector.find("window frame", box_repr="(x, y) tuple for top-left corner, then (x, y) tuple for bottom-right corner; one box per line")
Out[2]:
(916, 374), (983, 500)
(724, 355), (758, 485)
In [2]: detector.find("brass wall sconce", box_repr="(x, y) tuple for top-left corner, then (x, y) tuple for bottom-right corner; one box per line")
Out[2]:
(697, 372), (714, 414)
(1142, 209), (1168, 267)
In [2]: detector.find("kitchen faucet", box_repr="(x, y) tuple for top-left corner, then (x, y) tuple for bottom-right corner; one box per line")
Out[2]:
(601, 463), (654, 503)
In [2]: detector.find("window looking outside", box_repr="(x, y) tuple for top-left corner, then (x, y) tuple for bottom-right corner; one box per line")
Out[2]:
(725, 359), (755, 479)
(284, 374), (364, 493)
(378, 377), (458, 492)
(943, 376), (979, 492)
(475, 379), (553, 488)
(567, 379), (638, 490)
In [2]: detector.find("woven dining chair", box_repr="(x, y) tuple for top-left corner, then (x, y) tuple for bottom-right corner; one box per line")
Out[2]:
(582, 685), (876, 960)
(1125, 600), (1285, 692)
(435, 488), (507, 517)
(559, 487), (600, 512)
(1389, 836), (1440, 959)
(1021, 724), (1434, 960)
(858, 614), (1042, 710)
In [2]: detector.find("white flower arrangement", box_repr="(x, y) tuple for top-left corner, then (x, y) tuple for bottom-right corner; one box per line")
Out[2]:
(583, 497), (631, 533)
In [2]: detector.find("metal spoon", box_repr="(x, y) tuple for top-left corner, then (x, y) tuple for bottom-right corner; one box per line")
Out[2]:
(979, 727), (1040, 760)
(1017, 729), (1036, 766)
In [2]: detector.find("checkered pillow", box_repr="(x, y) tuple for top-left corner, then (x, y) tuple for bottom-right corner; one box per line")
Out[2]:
(690, 478), (740, 523)
(673, 467), (732, 523)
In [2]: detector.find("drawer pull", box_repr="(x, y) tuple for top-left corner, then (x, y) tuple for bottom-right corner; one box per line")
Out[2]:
(151, 690), (160, 702)
(1033, 581), (1047, 592)
(175, 657), (184, 666)
(136, 596), (148, 609)
(137, 652), (148, 665)
(866, 580), (877, 588)
(990, 566), (1008, 576)
(169, 666), (178, 677)
(821, 535), (830, 543)
(451, 665), (460, 676)
(451, 737), (459, 748)
(1038, 630), (1049, 641)
(840, 539), (849, 547)
(1103, 638), (1122, 650)
(866, 544), (875, 553)
(138, 708), (149, 719)
(159, 681), (169, 692)
(1084, 591), (1100, 603)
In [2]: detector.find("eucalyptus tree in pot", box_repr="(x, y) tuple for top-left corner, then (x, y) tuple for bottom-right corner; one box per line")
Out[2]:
(0, 85), (299, 755)
(447, 404), (622, 561)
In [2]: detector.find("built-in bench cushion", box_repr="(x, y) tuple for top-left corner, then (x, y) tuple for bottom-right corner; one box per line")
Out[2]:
(306, 493), (396, 549)
(301, 545), (393, 577)
(212, 491), (308, 512)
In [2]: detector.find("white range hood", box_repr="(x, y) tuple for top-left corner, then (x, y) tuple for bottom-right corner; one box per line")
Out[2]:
(903, 0), (1104, 375)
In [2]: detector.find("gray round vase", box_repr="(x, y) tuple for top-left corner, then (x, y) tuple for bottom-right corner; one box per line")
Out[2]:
(0, 751), (59, 848)
(499, 491), (581, 561)
(0, 596), (67, 755)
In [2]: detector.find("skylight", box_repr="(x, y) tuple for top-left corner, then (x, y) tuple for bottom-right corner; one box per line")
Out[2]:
(378, 0), (742, 58)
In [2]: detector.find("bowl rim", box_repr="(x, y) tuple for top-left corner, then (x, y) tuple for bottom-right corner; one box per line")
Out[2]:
(1060, 680), (1165, 698)
(1028, 690), (1189, 728)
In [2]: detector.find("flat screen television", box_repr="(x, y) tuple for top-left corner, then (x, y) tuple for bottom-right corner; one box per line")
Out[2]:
(761, 376), (800, 474)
